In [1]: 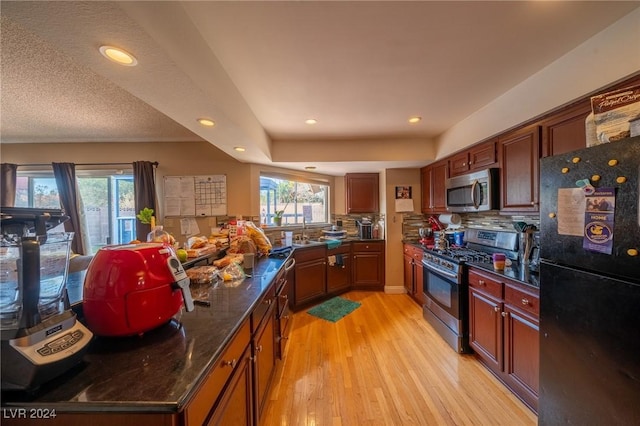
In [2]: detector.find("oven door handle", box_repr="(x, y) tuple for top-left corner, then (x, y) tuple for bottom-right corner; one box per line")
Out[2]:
(471, 179), (480, 209)
(422, 261), (458, 281)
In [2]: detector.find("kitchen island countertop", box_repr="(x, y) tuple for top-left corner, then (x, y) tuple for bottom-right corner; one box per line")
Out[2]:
(1, 253), (288, 414)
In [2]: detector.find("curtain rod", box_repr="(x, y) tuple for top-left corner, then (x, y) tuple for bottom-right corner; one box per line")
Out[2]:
(15, 161), (159, 167)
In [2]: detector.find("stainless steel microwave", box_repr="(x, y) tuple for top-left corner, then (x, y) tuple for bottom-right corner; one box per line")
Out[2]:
(445, 168), (500, 213)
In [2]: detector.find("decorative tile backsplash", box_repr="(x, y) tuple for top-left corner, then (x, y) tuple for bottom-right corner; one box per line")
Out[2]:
(401, 212), (540, 241)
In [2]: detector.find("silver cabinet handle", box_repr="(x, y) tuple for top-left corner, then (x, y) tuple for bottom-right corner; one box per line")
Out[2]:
(521, 298), (529, 306)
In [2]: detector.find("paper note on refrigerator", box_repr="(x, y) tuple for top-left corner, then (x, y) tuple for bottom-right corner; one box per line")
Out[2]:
(557, 188), (585, 236)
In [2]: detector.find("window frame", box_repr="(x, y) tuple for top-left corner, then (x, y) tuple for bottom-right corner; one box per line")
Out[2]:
(259, 172), (330, 227)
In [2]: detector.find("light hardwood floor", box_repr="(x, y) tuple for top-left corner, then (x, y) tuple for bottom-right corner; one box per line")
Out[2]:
(262, 291), (537, 426)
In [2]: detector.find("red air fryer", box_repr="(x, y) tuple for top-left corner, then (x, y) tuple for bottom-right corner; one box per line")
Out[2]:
(83, 243), (194, 336)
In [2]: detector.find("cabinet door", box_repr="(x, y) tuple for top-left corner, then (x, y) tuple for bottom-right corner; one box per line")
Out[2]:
(504, 305), (539, 412)
(254, 308), (276, 421)
(499, 125), (540, 212)
(448, 152), (470, 177)
(207, 347), (253, 426)
(345, 173), (379, 213)
(413, 251), (425, 306)
(541, 100), (591, 157)
(431, 161), (448, 212)
(469, 139), (497, 171)
(420, 166), (432, 213)
(403, 252), (414, 295)
(352, 242), (384, 290)
(469, 287), (502, 372)
(293, 258), (326, 306)
(327, 252), (351, 293)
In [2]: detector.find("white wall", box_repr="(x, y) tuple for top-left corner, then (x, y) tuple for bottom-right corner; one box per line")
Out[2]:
(437, 7), (640, 158)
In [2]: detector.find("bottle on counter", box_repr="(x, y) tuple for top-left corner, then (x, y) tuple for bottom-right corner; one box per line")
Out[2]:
(373, 222), (380, 239)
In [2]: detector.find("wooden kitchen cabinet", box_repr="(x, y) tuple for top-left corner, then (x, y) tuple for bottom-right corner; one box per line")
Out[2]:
(184, 319), (252, 426)
(403, 244), (425, 305)
(276, 264), (293, 359)
(292, 245), (327, 307)
(345, 173), (379, 213)
(253, 302), (276, 422)
(206, 345), (253, 426)
(498, 125), (541, 213)
(468, 267), (539, 413)
(541, 100), (591, 157)
(448, 139), (497, 177)
(352, 241), (385, 290)
(326, 244), (351, 294)
(420, 160), (448, 213)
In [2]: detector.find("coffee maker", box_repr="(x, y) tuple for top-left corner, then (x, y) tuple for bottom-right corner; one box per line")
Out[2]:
(1, 207), (93, 390)
(356, 218), (373, 239)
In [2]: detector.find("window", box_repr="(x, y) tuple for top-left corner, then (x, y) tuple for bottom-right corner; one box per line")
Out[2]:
(15, 170), (136, 254)
(260, 175), (329, 226)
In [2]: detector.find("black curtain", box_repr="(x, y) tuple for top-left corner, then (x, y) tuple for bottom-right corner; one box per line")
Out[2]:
(133, 161), (157, 240)
(52, 162), (85, 254)
(1, 163), (18, 207)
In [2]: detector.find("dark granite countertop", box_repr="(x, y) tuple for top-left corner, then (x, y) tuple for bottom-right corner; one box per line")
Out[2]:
(1, 254), (288, 413)
(466, 261), (540, 289)
(402, 240), (539, 289)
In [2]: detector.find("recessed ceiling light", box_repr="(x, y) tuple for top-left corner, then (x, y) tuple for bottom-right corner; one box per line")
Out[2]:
(408, 116), (422, 124)
(234, 146), (246, 152)
(305, 119), (318, 125)
(305, 166), (317, 170)
(99, 46), (137, 66)
(197, 118), (215, 127)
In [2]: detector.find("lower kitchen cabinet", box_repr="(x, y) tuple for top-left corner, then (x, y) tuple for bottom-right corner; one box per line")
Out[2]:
(276, 263), (293, 359)
(292, 245), (327, 307)
(403, 244), (425, 305)
(253, 303), (276, 421)
(184, 319), (252, 426)
(468, 267), (539, 413)
(327, 244), (351, 294)
(352, 241), (385, 290)
(207, 345), (254, 426)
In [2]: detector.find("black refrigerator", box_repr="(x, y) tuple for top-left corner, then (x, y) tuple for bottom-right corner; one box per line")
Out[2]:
(539, 136), (640, 425)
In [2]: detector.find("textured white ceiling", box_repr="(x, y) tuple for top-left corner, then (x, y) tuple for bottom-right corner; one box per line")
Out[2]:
(1, 1), (639, 175)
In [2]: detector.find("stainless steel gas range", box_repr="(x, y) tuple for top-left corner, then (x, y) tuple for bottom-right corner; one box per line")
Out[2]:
(421, 229), (518, 353)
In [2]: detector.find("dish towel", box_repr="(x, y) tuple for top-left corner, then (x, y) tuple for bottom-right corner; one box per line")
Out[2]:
(327, 254), (344, 267)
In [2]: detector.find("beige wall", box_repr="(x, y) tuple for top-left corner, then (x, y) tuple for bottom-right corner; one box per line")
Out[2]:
(384, 168), (422, 291)
(1, 140), (339, 244)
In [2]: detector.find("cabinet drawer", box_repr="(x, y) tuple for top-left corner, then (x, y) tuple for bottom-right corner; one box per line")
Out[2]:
(294, 245), (326, 263)
(468, 270), (502, 299)
(184, 318), (251, 426)
(505, 284), (539, 318)
(352, 241), (383, 252)
(328, 244), (351, 256)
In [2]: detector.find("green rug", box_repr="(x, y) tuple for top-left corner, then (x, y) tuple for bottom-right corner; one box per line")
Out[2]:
(307, 296), (361, 322)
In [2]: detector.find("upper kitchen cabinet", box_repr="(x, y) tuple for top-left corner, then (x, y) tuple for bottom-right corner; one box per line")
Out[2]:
(449, 139), (498, 177)
(345, 173), (379, 213)
(420, 160), (448, 213)
(498, 125), (541, 213)
(541, 100), (591, 157)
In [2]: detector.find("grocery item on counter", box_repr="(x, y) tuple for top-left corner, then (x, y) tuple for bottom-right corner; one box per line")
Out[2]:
(244, 221), (272, 254)
(186, 266), (220, 285)
(213, 253), (245, 268)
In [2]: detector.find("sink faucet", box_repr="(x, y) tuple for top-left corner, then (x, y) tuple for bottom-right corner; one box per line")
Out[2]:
(302, 217), (307, 241)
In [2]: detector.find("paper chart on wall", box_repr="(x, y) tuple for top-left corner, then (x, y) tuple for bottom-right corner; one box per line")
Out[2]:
(164, 175), (227, 217)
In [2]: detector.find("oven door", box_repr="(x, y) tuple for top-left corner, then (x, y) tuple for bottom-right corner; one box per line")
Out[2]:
(422, 262), (460, 319)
